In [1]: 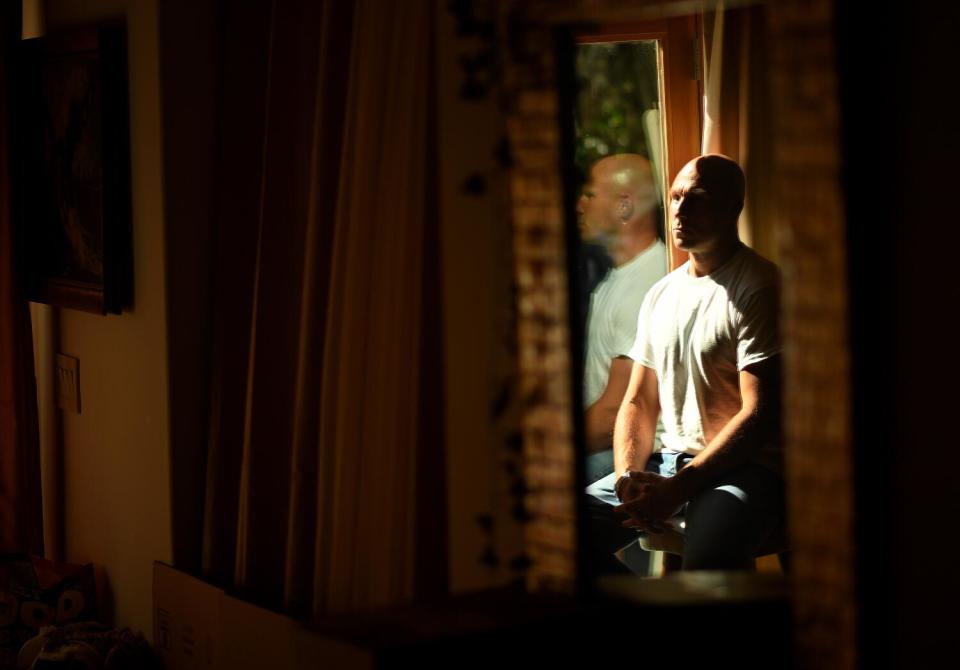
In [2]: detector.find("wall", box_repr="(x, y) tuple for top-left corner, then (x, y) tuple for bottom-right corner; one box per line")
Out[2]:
(40, 0), (171, 636)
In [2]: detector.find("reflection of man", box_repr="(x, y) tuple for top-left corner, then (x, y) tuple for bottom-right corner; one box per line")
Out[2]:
(578, 154), (667, 482)
(587, 154), (785, 573)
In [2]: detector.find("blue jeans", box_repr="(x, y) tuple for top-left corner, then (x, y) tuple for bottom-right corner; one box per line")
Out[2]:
(584, 452), (787, 573)
(585, 449), (615, 484)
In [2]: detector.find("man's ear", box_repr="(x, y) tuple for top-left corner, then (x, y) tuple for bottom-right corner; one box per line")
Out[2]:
(617, 196), (634, 222)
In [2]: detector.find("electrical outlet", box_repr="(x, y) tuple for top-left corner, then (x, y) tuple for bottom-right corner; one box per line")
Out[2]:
(55, 354), (80, 414)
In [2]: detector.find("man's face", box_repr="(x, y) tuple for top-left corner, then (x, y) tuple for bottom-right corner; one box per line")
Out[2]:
(577, 165), (619, 241)
(669, 164), (725, 253)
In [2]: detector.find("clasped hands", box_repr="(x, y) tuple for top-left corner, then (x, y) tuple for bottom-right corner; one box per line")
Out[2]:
(613, 470), (687, 533)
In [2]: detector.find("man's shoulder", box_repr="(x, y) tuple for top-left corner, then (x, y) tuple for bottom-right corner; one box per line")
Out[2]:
(723, 248), (781, 324)
(637, 262), (688, 310)
(658, 259), (692, 285)
(728, 246), (780, 297)
(739, 245), (780, 279)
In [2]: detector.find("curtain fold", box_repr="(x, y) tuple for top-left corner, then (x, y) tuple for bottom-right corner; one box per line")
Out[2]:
(201, 0), (275, 589)
(701, 2), (777, 263)
(0, 3), (43, 554)
(200, 0), (437, 617)
(310, 0), (432, 613)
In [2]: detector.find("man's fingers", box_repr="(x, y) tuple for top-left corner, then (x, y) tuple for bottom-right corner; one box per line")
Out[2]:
(621, 517), (664, 533)
(624, 471), (665, 486)
(613, 498), (643, 514)
(621, 517), (649, 531)
(614, 500), (667, 533)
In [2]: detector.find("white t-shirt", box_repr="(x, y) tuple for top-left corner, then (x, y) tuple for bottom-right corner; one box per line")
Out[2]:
(583, 240), (667, 408)
(628, 243), (780, 461)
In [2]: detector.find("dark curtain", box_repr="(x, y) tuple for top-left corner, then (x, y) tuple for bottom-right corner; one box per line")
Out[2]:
(0, 2), (43, 554)
(165, 0), (445, 617)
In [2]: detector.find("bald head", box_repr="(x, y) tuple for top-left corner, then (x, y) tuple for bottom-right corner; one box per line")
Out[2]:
(669, 154), (746, 256)
(592, 153), (658, 212)
(578, 153), (659, 244)
(676, 154), (745, 222)
(578, 153), (662, 265)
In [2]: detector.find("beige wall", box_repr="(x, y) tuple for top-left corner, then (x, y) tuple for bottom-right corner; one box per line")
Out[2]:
(40, 0), (171, 636)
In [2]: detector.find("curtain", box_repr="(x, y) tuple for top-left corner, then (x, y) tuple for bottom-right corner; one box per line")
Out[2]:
(701, 2), (777, 264)
(199, 0), (440, 617)
(0, 2), (43, 554)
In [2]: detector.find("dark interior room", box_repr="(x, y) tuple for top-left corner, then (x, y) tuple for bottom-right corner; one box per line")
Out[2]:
(0, 0), (957, 668)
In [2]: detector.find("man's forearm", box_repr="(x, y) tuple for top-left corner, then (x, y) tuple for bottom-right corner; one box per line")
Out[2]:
(669, 408), (765, 500)
(584, 403), (617, 453)
(612, 398), (657, 476)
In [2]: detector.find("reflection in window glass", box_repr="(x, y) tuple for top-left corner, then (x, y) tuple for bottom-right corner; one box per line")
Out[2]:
(575, 40), (672, 578)
(575, 41), (665, 202)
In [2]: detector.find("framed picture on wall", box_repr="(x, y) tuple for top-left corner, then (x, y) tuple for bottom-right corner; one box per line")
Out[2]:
(16, 24), (132, 315)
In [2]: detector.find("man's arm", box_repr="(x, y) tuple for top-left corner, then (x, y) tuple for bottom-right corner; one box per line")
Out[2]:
(612, 360), (660, 477)
(616, 355), (781, 525)
(584, 357), (633, 453)
(670, 355), (781, 497)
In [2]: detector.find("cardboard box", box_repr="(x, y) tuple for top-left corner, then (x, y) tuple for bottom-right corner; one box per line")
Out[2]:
(153, 562), (372, 670)
(153, 562), (221, 669)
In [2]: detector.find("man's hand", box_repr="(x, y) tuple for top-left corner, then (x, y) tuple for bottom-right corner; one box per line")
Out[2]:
(614, 472), (689, 533)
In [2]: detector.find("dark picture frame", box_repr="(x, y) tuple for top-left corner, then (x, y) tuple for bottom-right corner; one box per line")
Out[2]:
(15, 24), (132, 315)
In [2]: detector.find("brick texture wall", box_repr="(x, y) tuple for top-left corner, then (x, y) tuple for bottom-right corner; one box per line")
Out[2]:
(767, 2), (856, 668)
(502, 21), (577, 591)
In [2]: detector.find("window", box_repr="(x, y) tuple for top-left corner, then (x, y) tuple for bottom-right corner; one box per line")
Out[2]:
(575, 17), (702, 271)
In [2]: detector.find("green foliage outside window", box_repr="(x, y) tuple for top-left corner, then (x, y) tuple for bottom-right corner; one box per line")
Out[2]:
(574, 41), (660, 185)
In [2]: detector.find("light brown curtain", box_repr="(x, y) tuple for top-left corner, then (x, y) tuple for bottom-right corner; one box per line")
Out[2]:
(0, 3), (43, 554)
(701, 2), (777, 264)
(200, 0), (439, 617)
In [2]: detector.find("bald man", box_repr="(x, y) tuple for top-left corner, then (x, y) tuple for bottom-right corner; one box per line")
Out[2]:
(578, 154), (667, 477)
(586, 154), (785, 573)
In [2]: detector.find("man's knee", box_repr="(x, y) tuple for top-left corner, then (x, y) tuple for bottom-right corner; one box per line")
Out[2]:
(682, 488), (756, 570)
(582, 494), (645, 573)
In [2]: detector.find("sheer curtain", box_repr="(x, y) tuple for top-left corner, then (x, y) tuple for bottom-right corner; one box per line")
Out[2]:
(0, 2), (43, 554)
(701, 2), (777, 263)
(198, 0), (440, 617)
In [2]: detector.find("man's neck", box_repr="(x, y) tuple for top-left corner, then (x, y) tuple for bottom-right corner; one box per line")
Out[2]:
(609, 220), (658, 268)
(688, 236), (742, 277)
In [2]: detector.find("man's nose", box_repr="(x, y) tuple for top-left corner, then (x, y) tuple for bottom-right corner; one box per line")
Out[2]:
(576, 194), (587, 215)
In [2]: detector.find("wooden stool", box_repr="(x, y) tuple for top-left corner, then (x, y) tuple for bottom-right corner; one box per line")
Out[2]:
(636, 518), (789, 576)
(637, 519), (686, 575)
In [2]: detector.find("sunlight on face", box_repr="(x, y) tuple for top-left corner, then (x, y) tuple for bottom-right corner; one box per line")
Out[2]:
(669, 166), (717, 252)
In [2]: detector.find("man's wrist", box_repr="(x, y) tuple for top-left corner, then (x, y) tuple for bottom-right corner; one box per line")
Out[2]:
(668, 463), (699, 502)
(614, 471), (633, 502)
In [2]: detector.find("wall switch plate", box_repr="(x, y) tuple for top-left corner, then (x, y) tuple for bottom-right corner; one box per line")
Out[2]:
(55, 353), (81, 413)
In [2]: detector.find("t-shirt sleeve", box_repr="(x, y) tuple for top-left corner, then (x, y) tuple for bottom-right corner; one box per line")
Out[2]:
(609, 293), (645, 358)
(627, 291), (656, 366)
(736, 283), (781, 370)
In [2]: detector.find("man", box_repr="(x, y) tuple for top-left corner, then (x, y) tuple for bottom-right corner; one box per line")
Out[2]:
(577, 154), (667, 483)
(587, 154), (785, 572)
